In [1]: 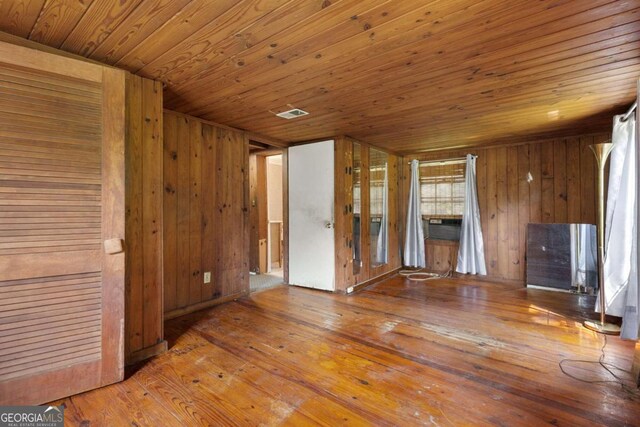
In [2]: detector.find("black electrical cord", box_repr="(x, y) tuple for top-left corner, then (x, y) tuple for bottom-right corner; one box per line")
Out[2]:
(559, 335), (640, 398)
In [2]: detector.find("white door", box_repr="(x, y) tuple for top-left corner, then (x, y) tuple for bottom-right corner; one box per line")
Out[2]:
(288, 140), (335, 290)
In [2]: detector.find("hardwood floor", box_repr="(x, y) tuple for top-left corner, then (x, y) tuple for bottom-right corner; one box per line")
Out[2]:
(53, 276), (639, 426)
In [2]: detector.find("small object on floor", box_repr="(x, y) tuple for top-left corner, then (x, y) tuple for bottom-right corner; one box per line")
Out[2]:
(399, 268), (452, 282)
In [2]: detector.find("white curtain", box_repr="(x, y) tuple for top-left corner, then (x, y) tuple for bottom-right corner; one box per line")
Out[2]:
(570, 224), (597, 291)
(404, 160), (426, 267)
(600, 114), (638, 339)
(375, 165), (389, 264)
(456, 154), (487, 275)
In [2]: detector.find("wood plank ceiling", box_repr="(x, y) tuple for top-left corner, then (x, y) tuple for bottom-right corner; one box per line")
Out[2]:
(1, 0), (638, 153)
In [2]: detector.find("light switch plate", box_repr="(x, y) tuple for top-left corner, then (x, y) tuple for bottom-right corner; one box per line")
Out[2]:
(204, 272), (211, 284)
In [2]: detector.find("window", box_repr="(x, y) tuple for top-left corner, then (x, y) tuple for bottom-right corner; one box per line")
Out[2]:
(419, 160), (466, 217)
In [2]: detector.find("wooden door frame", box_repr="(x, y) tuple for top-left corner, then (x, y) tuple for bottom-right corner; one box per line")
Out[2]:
(248, 145), (288, 283)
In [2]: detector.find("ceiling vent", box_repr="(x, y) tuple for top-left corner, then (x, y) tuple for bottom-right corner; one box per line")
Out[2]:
(275, 108), (309, 119)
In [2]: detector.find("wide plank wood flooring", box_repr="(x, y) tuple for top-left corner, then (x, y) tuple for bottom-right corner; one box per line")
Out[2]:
(54, 276), (640, 426)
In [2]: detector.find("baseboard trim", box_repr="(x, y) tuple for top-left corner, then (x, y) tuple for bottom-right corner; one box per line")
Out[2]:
(347, 267), (401, 294)
(126, 340), (168, 365)
(451, 272), (525, 286)
(164, 291), (249, 320)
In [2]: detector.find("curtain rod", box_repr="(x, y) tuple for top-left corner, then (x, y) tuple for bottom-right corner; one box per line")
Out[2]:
(620, 100), (637, 122)
(408, 155), (477, 165)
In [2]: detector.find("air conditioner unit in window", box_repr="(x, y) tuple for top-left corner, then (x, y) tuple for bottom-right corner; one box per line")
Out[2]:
(423, 218), (462, 241)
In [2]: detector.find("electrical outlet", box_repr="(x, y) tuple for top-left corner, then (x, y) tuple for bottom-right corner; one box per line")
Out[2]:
(203, 272), (211, 284)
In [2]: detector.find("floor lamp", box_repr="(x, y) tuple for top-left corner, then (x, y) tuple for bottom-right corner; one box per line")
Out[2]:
(583, 142), (621, 335)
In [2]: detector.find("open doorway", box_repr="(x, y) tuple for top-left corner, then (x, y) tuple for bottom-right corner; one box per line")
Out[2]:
(249, 145), (285, 293)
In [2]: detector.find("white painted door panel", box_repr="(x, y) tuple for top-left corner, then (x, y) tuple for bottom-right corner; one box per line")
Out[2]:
(288, 141), (335, 291)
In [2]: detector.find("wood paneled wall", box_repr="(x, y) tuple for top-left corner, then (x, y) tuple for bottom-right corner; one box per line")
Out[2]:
(335, 136), (402, 292)
(425, 240), (458, 274)
(124, 74), (165, 364)
(163, 111), (249, 318)
(409, 133), (607, 282)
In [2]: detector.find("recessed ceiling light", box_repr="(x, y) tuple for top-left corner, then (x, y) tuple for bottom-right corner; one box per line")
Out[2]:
(276, 108), (309, 119)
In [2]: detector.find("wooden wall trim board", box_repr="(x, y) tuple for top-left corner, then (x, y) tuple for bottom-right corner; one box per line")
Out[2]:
(347, 267), (402, 294)
(334, 137), (355, 291)
(125, 341), (169, 366)
(407, 133), (606, 283)
(164, 292), (249, 321)
(163, 110), (250, 316)
(0, 30), (116, 68)
(124, 74), (166, 365)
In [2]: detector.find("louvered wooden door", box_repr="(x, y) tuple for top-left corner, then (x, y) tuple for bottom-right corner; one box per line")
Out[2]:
(0, 42), (125, 404)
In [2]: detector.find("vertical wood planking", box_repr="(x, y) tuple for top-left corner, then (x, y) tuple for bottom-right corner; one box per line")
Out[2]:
(200, 124), (217, 300)
(529, 142), (542, 223)
(386, 153), (400, 273)
(125, 74), (164, 363)
(217, 127), (248, 297)
(476, 150), (488, 271)
(506, 147), (520, 280)
(359, 144), (371, 283)
(516, 145), (530, 280)
(125, 74), (143, 355)
(188, 119), (202, 305)
(566, 138), (582, 223)
(540, 141), (555, 223)
(333, 137), (346, 290)
(553, 139), (568, 223)
(163, 111), (249, 317)
(485, 149), (498, 276)
(496, 148), (508, 279)
(162, 113), (178, 312)
(333, 137), (353, 291)
(141, 78), (163, 349)
(580, 135), (596, 225)
(175, 116), (191, 308)
(242, 135), (250, 296)
(415, 133), (604, 282)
